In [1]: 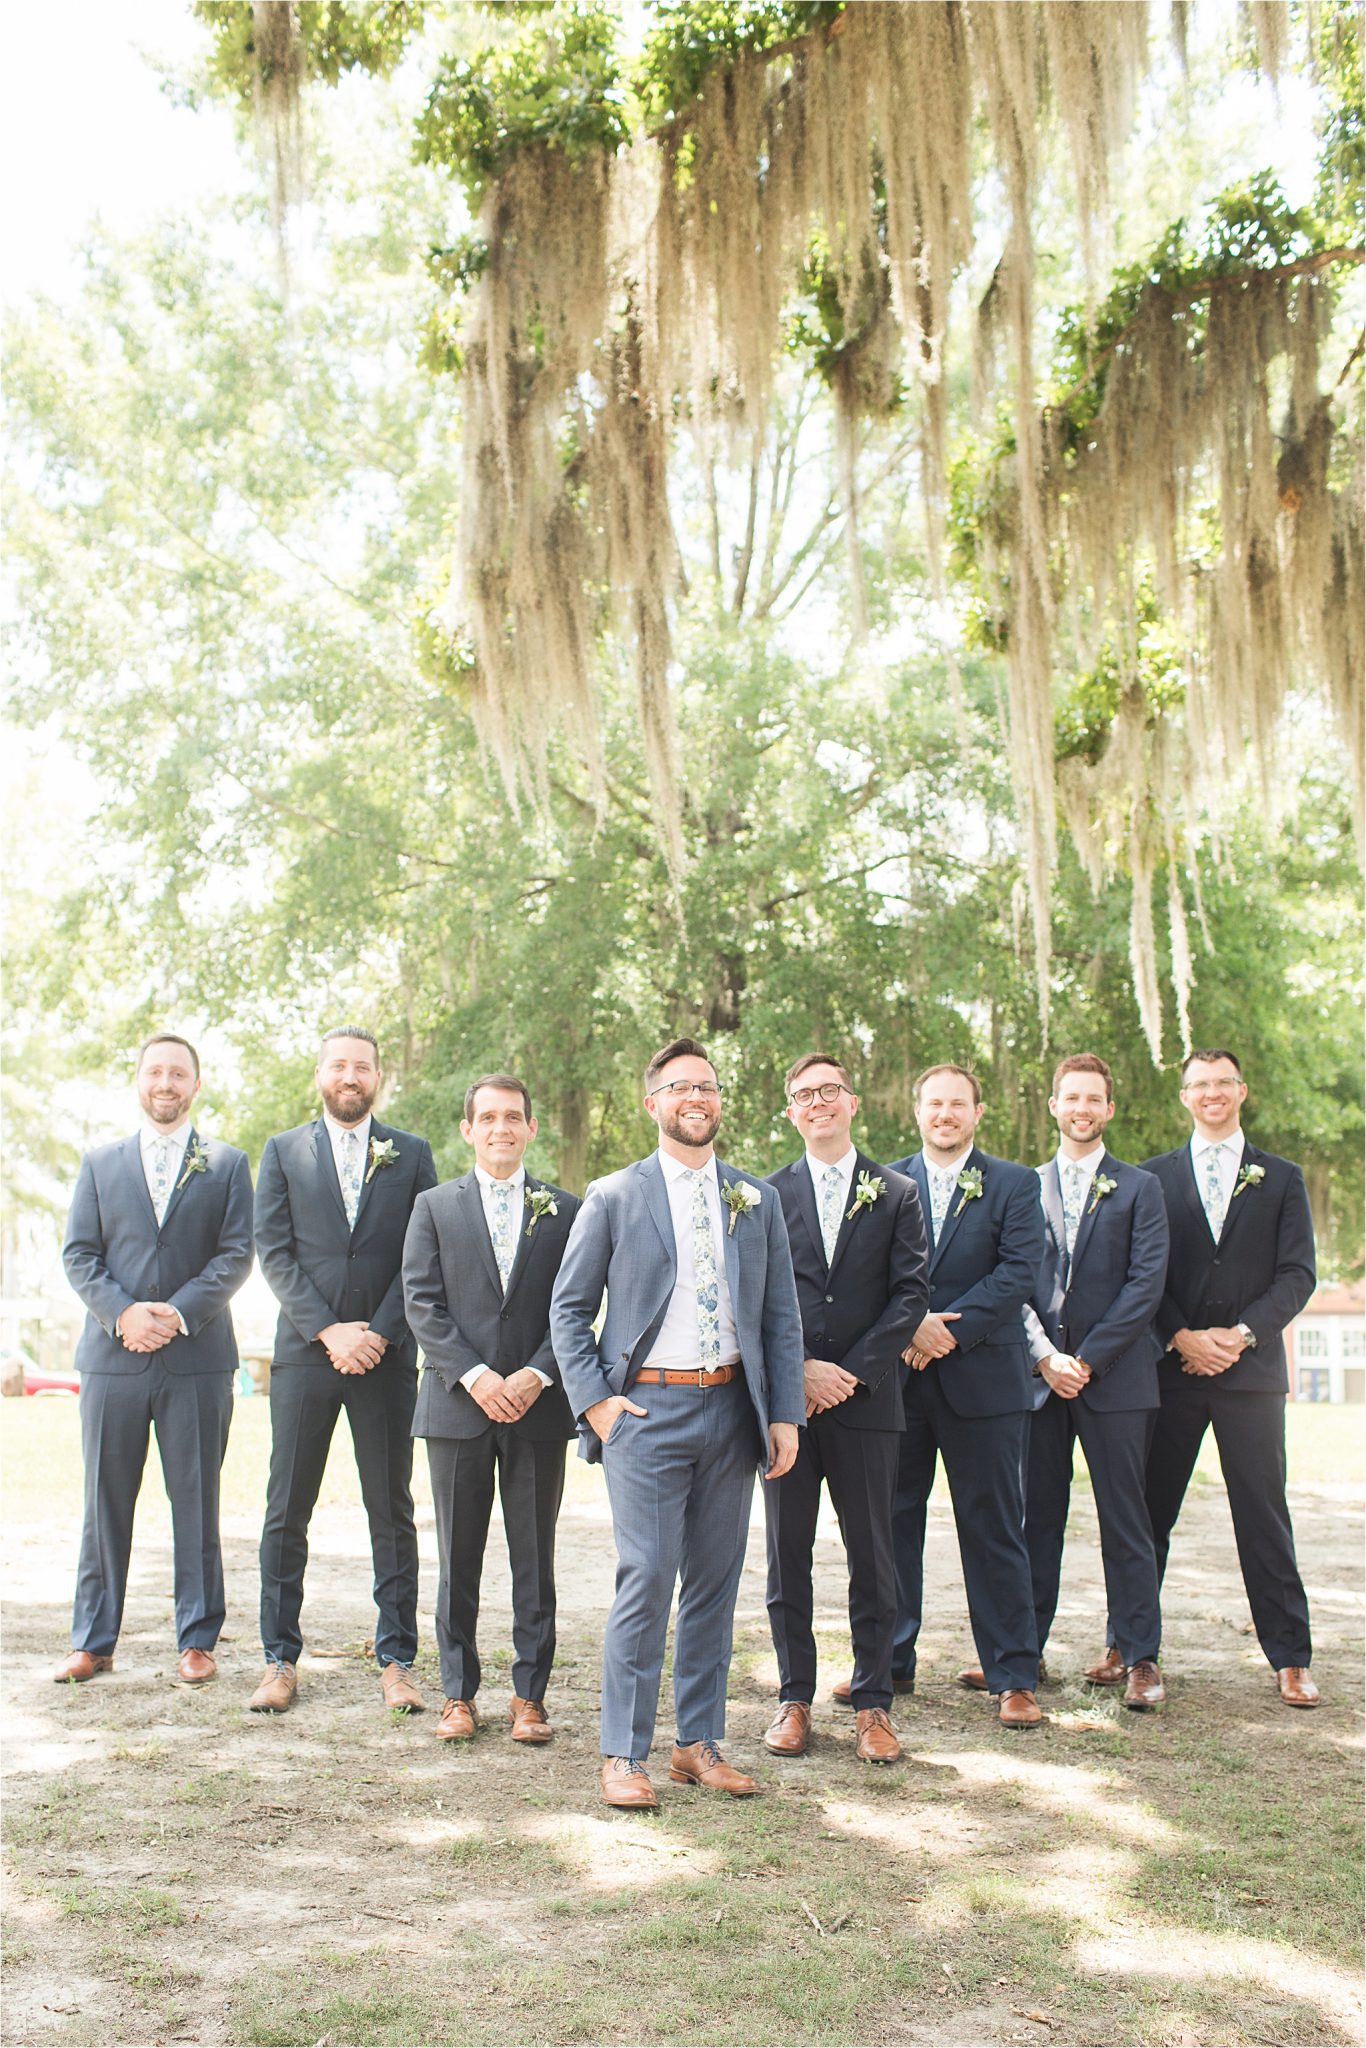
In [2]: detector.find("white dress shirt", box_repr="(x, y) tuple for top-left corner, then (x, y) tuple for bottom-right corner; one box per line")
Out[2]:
(322, 1109), (372, 1189)
(1054, 1140), (1107, 1189)
(643, 1150), (741, 1371)
(461, 1165), (551, 1391)
(804, 1146), (857, 1212)
(123, 1122), (192, 1337)
(1190, 1130), (1246, 1217)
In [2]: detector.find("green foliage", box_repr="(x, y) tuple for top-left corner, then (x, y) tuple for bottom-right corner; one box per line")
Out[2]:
(1314, 0), (1365, 239)
(1053, 595), (1187, 765)
(414, 4), (628, 196)
(636, 0), (844, 126)
(193, 0), (423, 100)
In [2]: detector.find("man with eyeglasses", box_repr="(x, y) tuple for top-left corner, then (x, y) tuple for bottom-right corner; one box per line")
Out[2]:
(1128, 1049), (1319, 1708)
(762, 1056), (928, 1765)
(551, 1036), (805, 1810)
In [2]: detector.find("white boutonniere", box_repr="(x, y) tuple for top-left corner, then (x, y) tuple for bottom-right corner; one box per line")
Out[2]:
(953, 1166), (983, 1217)
(846, 1170), (886, 1221)
(1232, 1162), (1265, 1200)
(176, 1138), (209, 1191)
(721, 1179), (761, 1236)
(365, 1137), (399, 1183)
(524, 1186), (559, 1237)
(1088, 1173), (1118, 1214)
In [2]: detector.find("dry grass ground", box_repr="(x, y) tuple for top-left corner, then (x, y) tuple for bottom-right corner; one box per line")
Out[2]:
(2, 1397), (1361, 2048)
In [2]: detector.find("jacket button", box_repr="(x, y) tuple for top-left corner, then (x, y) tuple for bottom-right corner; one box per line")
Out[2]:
(500, 1309), (510, 1321)
(348, 1252), (357, 1261)
(825, 1294), (834, 1304)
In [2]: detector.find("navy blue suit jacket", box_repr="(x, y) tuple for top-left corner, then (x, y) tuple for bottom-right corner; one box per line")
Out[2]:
(256, 1117), (438, 1369)
(63, 1130), (254, 1376)
(1022, 1151), (1168, 1414)
(1142, 1140), (1315, 1396)
(768, 1152), (928, 1432)
(891, 1146), (1044, 1418)
(405, 1170), (580, 1442)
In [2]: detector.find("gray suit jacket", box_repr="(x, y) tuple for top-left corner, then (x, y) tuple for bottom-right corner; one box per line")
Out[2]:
(404, 1170), (580, 1442)
(63, 1130), (254, 1376)
(549, 1151), (805, 1465)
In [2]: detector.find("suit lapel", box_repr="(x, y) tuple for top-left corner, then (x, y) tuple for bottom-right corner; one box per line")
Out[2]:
(350, 1119), (389, 1233)
(641, 1154), (677, 1270)
(907, 1153), (933, 1264)
(1216, 1138), (1257, 1252)
(458, 1172), (503, 1294)
(1066, 1151), (1111, 1279)
(1177, 1143), (1215, 1245)
(502, 1174), (544, 1303)
(312, 1119), (350, 1231)
(928, 1147), (978, 1273)
(157, 1126), (200, 1230)
(715, 1158), (745, 1317)
(787, 1158), (826, 1270)
(826, 1152), (871, 1284)
(1039, 1159), (1067, 1270)
(125, 1133), (159, 1231)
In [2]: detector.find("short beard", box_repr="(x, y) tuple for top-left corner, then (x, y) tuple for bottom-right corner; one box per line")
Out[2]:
(657, 1103), (721, 1152)
(141, 1096), (189, 1126)
(322, 1083), (376, 1126)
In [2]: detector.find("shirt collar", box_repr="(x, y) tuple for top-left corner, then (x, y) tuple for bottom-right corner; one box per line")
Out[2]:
(1191, 1129), (1243, 1156)
(323, 1110), (372, 1148)
(806, 1147), (857, 1179)
(141, 1120), (191, 1149)
(1057, 1142), (1107, 1173)
(659, 1147), (714, 1184)
(475, 1162), (526, 1194)
(924, 1144), (974, 1180)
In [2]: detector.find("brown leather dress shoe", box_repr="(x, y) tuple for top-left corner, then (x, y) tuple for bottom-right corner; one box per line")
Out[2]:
(669, 1739), (759, 1796)
(832, 1674), (914, 1705)
(764, 1701), (811, 1755)
(855, 1708), (902, 1764)
(54, 1650), (114, 1684)
(380, 1663), (425, 1712)
(248, 1661), (297, 1713)
(177, 1648), (217, 1685)
(509, 1696), (552, 1743)
(1084, 1646), (1126, 1686)
(958, 1665), (988, 1691)
(601, 1756), (659, 1809)
(998, 1689), (1042, 1729)
(1277, 1666), (1320, 1708)
(435, 1697), (477, 1740)
(1123, 1659), (1165, 1710)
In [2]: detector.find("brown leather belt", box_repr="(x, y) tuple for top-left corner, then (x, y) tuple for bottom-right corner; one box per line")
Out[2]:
(631, 1363), (740, 1387)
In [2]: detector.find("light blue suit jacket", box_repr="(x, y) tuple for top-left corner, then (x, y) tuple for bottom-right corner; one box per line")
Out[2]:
(549, 1152), (806, 1464)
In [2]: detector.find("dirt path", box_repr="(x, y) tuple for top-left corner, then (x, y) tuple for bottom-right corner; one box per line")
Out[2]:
(2, 1402), (1362, 2048)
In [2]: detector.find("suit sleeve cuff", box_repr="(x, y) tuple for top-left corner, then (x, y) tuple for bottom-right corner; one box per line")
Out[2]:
(530, 1367), (552, 1387)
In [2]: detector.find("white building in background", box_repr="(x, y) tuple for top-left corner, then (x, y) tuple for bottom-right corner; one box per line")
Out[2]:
(1288, 1283), (1366, 1404)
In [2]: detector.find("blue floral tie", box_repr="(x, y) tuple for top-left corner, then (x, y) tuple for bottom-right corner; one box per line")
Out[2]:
(819, 1165), (843, 1264)
(691, 1171), (721, 1367)
(929, 1168), (956, 1245)
(489, 1180), (518, 1292)
(150, 1140), (173, 1225)
(1201, 1144), (1228, 1240)
(339, 1130), (362, 1230)
(1061, 1161), (1086, 1257)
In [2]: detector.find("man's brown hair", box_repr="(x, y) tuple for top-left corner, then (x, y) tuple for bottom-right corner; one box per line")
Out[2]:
(137, 1033), (200, 1079)
(464, 1073), (532, 1122)
(1180, 1047), (1242, 1078)
(913, 1062), (981, 1106)
(784, 1053), (855, 1096)
(643, 1036), (714, 1093)
(1051, 1052), (1114, 1101)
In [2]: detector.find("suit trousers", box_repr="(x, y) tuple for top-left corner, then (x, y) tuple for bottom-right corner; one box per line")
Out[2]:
(425, 1429), (566, 1703)
(599, 1375), (759, 1758)
(892, 1364), (1039, 1692)
(259, 1360), (419, 1669)
(1026, 1395), (1160, 1666)
(73, 1361), (233, 1655)
(1144, 1376), (1311, 1669)
(765, 1411), (899, 1711)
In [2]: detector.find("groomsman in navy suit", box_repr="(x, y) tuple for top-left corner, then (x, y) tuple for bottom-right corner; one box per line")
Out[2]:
(762, 1055), (928, 1764)
(1133, 1049), (1319, 1708)
(403, 1074), (580, 1745)
(58, 1034), (254, 1684)
(977, 1055), (1169, 1709)
(890, 1065), (1046, 1727)
(251, 1027), (437, 1714)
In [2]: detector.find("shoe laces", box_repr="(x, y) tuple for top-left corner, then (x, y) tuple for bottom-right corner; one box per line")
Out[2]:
(696, 1738), (724, 1766)
(611, 1756), (646, 1775)
(861, 1707), (892, 1730)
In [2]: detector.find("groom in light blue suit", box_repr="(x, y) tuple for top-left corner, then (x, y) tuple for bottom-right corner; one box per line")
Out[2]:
(551, 1037), (805, 1809)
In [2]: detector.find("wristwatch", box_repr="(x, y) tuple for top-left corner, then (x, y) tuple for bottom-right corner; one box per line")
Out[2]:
(1235, 1321), (1256, 1350)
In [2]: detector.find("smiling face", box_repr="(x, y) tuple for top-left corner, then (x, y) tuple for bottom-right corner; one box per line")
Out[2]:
(136, 1040), (201, 1131)
(645, 1052), (723, 1161)
(1050, 1071), (1116, 1155)
(914, 1067), (985, 1167)
(1179, 1056), (1247, 1141)
(316, 1036), (380, 1128)
(462, 1085), (537, 1179)
(785, 1061), (857, 1159)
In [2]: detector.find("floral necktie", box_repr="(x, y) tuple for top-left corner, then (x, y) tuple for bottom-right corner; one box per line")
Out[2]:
(489, 1180), (518, 1291)
(339, 1130), (362, 1229)
(150, 1140), (173, 1225)
(1061, 1161), (1086, 1257)
(1200, 1144), (1228, 1240)
(929, 1168), (957, 1244)
(819, 1164), (843, 1264)
(691, 1170), (721, 1367)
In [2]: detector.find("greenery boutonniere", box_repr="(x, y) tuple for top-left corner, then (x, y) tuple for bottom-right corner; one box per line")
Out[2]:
(1088, 1172), (1118, 1214)
(524, 1186), (559, 1237)
(176, 1138), (209, 1192)
(846, 1170), (886, 1221)
(366, 1137), (399, 1183)
(721, 1179), (761, 1235)
(1232, 1161), (1265, 1200)
(953, 1166), (984, 1217)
